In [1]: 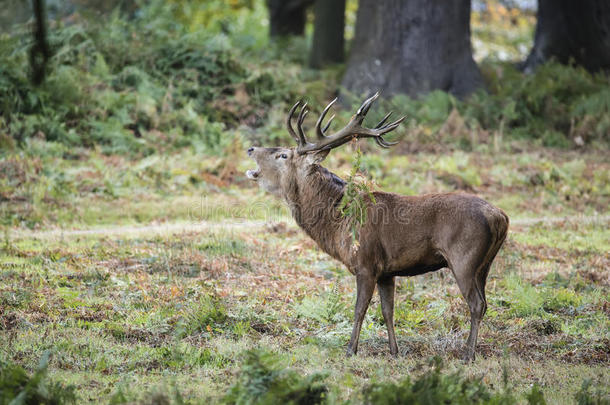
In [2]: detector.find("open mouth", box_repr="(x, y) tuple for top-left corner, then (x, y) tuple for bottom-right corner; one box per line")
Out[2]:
(246, 167), (260, 181)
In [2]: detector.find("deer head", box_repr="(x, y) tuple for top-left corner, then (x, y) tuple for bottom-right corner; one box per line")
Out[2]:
(246, 92), (405, 199)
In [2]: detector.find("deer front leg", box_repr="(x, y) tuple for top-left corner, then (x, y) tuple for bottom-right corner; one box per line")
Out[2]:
(377, 276), (398, 356)
(346, 272), (376, 356)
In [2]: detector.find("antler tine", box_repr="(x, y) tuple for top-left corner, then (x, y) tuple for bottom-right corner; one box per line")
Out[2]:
(382, 116), (407, 131)
(286, 100), (302, 144)
(295, 92), (405, 154)
(356, 92), (379, 117)
(322, 114), (335, 134)
(374, 111), (393, 129)
(375, 137), (390, 148)
(373, 117), (406, 145)
(375, 135), (398, 148)
(315, 97), (337, 139)
(296, 103), (309, 146)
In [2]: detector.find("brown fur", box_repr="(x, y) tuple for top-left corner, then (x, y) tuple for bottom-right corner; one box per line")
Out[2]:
(246, 146), (509, 361)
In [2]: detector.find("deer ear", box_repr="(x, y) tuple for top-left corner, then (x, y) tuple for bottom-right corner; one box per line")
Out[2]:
(305, 149), (329, 165)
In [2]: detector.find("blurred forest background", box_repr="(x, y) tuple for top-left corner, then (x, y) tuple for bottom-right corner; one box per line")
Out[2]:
(1, 0), (609, 157)
(0, 1), (609, 404)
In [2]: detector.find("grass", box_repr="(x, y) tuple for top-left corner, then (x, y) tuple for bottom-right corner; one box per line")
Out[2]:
(1, 191), (608, 402)
(511, 219), (609, 253)
(1, 144), (608, 229)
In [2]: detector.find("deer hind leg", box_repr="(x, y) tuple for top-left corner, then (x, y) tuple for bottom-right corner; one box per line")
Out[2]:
(347, 272), (376, 356)
(377, 276), (398, 356)
(461, 227), (507, 361)
(450, 249), (490, 363)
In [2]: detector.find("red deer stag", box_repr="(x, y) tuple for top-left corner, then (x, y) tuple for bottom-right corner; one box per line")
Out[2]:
(246, 93), (509, 361)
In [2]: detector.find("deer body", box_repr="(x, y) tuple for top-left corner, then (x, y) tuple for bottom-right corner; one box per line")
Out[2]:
(246, 94), (508, 361)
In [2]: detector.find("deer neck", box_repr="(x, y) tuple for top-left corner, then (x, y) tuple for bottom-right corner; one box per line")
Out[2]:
(285, 165), (352, 264)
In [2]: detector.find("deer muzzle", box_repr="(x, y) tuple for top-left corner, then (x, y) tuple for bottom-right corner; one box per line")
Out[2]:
(246, 168), (259, 180)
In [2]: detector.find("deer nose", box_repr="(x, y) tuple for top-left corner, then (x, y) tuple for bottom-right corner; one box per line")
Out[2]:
(247, 147), (255, 156)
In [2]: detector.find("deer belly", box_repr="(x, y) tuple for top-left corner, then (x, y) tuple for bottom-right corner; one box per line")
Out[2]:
(385, 249), (448, 277)
(387, 262), (448, 277)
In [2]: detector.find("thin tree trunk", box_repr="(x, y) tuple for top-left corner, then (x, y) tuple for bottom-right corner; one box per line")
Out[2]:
(523, 0), (610, 73)
(309, 0), (345, 68)
(31, 0), (50, 85)
(342, 0), (483, 98)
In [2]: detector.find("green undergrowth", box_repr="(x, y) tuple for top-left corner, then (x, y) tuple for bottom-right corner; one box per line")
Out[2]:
(469, 61), (610, 148)
(18, 349), (602, 404)
(222, 350), (329, 405)
(499, 273), (592, 318)
(1, 1), (609, 157)
(361, 357), (546, 405)
(1, 348), (608, 404)
(0, 2), (297, 155)
(0, 351), (76, 404)
(175, 295), (228, 339)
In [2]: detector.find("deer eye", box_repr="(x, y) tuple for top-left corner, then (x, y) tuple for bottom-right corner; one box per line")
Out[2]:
(279, 153), (288, 159)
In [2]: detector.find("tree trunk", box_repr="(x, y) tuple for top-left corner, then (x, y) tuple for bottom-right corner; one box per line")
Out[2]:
(342, 0), (483, 98)
(267, 0), (313, 37)
(31, 0), (50, 85)
(309, 0), (345, 68)
(523, 0), (610, 73)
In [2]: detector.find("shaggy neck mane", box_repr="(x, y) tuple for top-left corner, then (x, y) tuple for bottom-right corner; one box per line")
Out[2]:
(286, 165), (351, 262)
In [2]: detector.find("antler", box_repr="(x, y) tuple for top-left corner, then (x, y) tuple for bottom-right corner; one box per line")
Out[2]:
(285, 92), (406, 154)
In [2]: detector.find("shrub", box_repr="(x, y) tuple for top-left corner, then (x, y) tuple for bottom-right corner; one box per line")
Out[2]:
(222, 350), (328, 405)
(543, 288), (582, 312)
(0, 4), (272, 155)
(175, 294), (228, 338)
(384, 61), (610, 149)
(362, 358), (546, 405)
(0, 352), (76, 405)
(503, 273), (544, 317)
(156, 344), (228, 369)
(468, 61), (610, 147)
(109, 383), (186, 405)
(574, 379), (610, 405)
(294, 283), (346, 325)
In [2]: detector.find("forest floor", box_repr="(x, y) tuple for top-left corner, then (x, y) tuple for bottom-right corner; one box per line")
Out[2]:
(1, 146), (609, 403)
